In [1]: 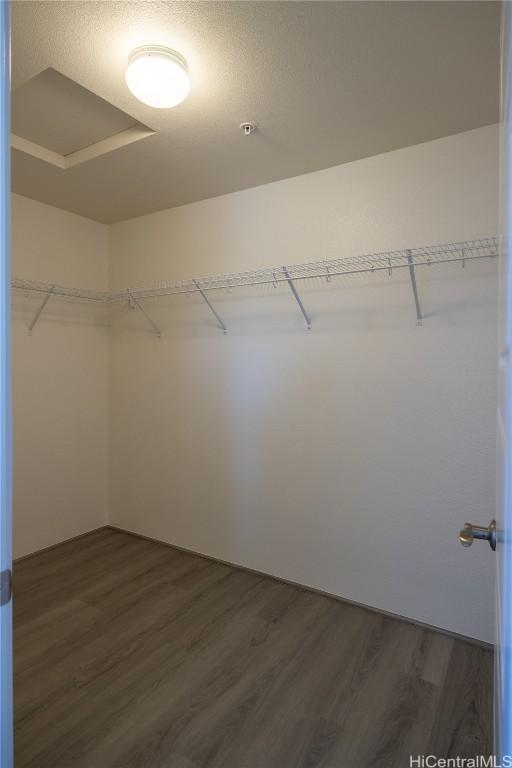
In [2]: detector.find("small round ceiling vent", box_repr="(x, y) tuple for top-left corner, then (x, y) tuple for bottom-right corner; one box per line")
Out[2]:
(240, 122), (257, 136)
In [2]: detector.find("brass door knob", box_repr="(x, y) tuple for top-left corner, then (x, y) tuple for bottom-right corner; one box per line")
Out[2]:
(459, 520), (497, 551)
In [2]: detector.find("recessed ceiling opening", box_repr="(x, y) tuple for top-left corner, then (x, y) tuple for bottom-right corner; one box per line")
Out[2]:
(11, 67), (155, 169)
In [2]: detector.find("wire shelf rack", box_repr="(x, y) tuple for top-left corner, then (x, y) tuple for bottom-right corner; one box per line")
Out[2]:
(12, 277), (108, 303)
(12, 236), (499, 335)
(107, 237), (499, 302)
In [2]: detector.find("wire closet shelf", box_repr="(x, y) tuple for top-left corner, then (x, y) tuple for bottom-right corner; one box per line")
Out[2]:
(12, 237), (499, 334)
(111, 237), (499, 301)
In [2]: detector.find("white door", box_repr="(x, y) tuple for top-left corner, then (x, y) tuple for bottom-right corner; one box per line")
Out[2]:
(497, 2), (512, 760)
(0, 2), (12, 767)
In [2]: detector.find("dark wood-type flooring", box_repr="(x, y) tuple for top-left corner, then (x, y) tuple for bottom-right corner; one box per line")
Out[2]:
(14, 527), (493, 768)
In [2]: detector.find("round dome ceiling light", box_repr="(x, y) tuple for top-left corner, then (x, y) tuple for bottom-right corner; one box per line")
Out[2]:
(125, 46), (191, 109)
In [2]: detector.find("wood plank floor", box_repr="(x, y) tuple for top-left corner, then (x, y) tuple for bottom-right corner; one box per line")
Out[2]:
(14, 527), (493, 768)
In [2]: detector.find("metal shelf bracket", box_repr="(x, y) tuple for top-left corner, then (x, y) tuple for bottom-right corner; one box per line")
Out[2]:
(406, 250), (422, 326)
(194, 280), (227, 333)
(283, 266), (312, 330)
(127, 291), (162, 338)
(28, 284), (55, 335)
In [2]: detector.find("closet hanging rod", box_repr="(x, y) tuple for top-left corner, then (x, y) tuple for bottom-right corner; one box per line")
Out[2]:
(11, 237), (499, 305)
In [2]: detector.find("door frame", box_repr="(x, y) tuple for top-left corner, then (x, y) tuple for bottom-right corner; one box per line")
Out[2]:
(0, 1), (13, 766)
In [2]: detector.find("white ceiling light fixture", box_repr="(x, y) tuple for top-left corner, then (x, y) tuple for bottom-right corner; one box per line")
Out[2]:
(125, 46), (191, 109)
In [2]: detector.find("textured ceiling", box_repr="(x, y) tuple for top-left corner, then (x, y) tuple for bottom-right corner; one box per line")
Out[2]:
(11, 1), (501, 224)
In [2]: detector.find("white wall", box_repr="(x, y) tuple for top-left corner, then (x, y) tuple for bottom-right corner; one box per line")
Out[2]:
(12, 194), (109, 558)
(108, 124), (499, 643)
